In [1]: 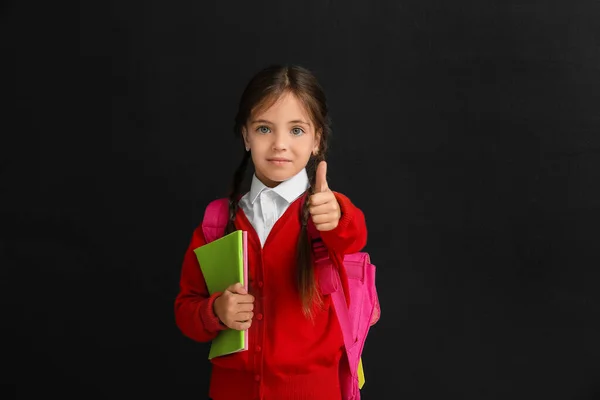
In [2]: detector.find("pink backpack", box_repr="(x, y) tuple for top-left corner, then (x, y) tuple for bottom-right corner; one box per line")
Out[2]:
(201, 198), (380, 400)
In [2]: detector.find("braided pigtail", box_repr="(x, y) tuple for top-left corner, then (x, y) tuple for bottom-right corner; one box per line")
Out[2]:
(297, 154), (325, 318)
(225, 150), (251, 235)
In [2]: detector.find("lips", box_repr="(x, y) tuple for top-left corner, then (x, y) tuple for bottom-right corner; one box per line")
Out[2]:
(267, 158), (291, 162)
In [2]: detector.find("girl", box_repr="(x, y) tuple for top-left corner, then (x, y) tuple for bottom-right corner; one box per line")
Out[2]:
(175, 64), (368, 400)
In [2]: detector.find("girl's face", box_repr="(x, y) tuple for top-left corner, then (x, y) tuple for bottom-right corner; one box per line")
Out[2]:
(243, 92), (320, 188)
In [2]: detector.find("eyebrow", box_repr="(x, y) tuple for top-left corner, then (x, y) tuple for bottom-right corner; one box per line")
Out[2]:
(251, 119), (311, 126)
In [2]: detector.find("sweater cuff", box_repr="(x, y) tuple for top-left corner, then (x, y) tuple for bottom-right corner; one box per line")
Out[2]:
(333, 192), (354, 231)
(200, 291), (227, 333)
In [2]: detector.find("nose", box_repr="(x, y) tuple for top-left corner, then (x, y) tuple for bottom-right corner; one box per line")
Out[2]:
(272, 130), (288, 151)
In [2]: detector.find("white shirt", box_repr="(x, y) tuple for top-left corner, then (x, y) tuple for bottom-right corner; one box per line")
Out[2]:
(239, 168), (310, 246)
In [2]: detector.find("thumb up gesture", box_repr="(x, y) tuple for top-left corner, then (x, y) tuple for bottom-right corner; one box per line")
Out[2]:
(309, 161), (341, 231)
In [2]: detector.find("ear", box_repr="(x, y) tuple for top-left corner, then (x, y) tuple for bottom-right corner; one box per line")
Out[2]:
(242, 127), (250, 149)
(313, 129), (321, 155)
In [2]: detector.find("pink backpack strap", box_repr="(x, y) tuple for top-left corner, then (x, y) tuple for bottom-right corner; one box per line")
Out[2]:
(310, 220), (359, 398)
(333, 294), (360, 399)
(316, 251), (360, 399)
(326, 271), (356, 363)
(201, 198), (230, 243)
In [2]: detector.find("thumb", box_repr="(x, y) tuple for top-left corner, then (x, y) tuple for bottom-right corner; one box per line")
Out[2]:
(227, 282), (247, 295)
(315, 160), (329, 192)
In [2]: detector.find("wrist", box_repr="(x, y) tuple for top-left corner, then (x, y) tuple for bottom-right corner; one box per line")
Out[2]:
(201, 291), (227, 332)
(212, 295), (227, 326)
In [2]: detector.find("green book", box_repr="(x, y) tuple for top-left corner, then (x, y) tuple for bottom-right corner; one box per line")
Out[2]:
(193, 230), (248, 360)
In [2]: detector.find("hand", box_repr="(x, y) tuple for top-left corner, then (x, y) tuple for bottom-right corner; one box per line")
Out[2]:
(213, 282), (255, 331)
(309, 161), (341, 231)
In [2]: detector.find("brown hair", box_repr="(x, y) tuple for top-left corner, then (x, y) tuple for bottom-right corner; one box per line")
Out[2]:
(225, 64), (332, 318)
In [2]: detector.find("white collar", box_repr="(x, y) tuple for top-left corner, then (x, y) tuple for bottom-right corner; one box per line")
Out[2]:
(249, 168), (309, 205)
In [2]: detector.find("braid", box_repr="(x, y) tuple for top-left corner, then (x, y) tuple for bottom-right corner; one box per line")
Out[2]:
(226, 151), (251, 235)
(297, 154), (325, 318)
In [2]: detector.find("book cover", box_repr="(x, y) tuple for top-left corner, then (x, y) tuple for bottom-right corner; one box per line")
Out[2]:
(193, 230), (248, 360)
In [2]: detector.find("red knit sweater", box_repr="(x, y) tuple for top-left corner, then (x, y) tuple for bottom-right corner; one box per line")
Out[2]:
(175, 192), (367, 400)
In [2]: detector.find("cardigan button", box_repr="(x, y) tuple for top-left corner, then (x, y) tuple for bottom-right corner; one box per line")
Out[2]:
(256, 313), (263, 320)
(258, 281), (263, 288)
(255, 345), (261, 352)
(254, 374), (261, 382)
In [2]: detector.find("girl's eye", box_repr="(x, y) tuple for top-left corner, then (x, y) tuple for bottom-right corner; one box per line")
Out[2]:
(291, 127), (304, 136)
(257, 126), (271, 134)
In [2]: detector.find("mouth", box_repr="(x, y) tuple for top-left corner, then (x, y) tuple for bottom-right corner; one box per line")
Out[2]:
(267, 158), (292, 163)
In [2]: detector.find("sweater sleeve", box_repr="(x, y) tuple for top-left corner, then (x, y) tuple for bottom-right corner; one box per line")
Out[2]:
(174, 225), (227, 342)
(318, 191), (368, 255)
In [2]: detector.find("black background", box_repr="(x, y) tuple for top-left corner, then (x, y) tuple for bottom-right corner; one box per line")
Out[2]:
(3, 0), (600, 398)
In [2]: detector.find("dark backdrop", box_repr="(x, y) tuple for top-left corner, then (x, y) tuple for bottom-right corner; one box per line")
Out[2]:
(3, 0), (600, 398)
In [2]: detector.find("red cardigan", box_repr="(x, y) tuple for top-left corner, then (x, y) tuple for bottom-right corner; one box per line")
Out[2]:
(175, 192), (367, 400)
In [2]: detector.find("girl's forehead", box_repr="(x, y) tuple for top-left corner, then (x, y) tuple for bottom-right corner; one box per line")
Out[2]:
(251, 92), (311, 120)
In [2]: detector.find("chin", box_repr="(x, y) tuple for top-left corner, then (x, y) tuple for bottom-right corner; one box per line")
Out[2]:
(265, 173), (292, 183)
(261, 169), (296, 184)
(257, 164), (301, 185)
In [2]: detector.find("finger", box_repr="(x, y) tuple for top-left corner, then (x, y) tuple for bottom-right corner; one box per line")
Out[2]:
(237, 302), (254, 312)
(234, 319), (252, 331)
(235, 311), (253, 322)
(311, 212), (338, 225)
(309, 192), (334, 207)
(309, 202), (338, 216)
(227, 282), (247, 295)
(314, 160), (329, 193)
(237, 293), (255, 304)
(315, 222), (337, 231)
